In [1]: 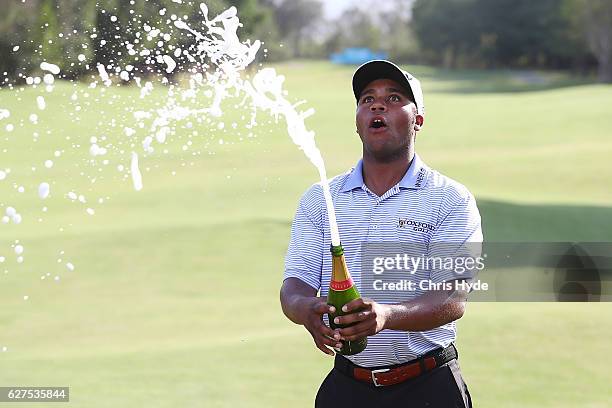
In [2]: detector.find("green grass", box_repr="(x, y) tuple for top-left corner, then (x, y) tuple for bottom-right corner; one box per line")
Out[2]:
(0, 60), (611, 407)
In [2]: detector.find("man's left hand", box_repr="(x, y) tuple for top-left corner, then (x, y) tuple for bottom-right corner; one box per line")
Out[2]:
(333, 298), (389, 341)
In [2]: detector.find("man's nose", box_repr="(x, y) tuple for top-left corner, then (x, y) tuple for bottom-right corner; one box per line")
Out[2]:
(370, 100), (387, 112)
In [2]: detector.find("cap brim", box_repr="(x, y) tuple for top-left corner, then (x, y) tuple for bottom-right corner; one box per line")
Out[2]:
(352, 60), (415, 104)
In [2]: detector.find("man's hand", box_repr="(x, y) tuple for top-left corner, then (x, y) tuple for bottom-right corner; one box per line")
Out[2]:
(280, 278), (342, 357)
(333, 298), (390, 341)
(303, 297), (343, 356)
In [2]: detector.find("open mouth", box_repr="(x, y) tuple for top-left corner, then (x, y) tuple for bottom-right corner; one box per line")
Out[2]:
(369, 117), (387, 129)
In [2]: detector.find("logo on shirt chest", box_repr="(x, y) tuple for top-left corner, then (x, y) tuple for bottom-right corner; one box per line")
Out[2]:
(398, 218), (436, 232)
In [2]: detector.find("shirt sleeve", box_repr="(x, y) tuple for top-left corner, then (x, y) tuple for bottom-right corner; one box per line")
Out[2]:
(428, 191), (483, 284)
(283, 188), (324, 290)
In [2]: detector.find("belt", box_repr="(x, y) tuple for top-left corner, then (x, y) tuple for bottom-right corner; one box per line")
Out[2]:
(334, 343), (458, 387)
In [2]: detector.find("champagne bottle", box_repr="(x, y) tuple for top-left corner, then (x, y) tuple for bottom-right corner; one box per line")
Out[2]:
(327, 243), (367, 355)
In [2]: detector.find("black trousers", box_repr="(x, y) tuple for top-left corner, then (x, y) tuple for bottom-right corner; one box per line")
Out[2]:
(315, 359), (472, 408)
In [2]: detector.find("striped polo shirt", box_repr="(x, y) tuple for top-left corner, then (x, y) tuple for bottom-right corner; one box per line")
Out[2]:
(284, 153), (483, 367)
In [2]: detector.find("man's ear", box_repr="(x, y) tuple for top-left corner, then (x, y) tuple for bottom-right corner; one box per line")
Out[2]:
(414, 115), (424, 131)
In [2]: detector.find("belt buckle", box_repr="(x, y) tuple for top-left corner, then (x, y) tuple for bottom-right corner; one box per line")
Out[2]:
(371, 368), (390, 387)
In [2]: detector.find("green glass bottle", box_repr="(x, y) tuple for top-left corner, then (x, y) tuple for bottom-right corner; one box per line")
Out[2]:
(327, 243), (367, 355)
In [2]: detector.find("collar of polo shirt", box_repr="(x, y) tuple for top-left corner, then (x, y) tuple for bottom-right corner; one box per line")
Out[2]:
(340, 153), (429, 193)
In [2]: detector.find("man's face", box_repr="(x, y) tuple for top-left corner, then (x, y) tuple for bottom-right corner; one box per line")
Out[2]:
(355, 78), (421, 162)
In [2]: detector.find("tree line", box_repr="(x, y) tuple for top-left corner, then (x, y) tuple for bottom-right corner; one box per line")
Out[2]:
(411, 0), (612, 82)
(1, 0), (611, 83)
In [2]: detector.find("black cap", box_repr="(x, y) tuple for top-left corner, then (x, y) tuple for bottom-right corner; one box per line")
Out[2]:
(352, 60), (425, 115)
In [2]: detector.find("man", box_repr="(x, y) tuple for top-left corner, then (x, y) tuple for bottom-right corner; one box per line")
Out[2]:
(280, 60), (482, 407)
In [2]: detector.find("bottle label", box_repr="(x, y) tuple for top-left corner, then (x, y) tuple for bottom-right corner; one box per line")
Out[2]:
(330, 278), (354, 291)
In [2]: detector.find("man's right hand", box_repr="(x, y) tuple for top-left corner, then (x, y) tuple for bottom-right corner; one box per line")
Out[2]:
(302, 298), (343, 356)
(280, 278), (343, 356)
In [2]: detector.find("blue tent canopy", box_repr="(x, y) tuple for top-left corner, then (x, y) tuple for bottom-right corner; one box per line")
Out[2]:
(330, 48), (388, 65)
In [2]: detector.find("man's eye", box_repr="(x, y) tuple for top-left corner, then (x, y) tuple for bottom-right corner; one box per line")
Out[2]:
(362, 96), (374, 103)
(389, 94), (401, 102)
